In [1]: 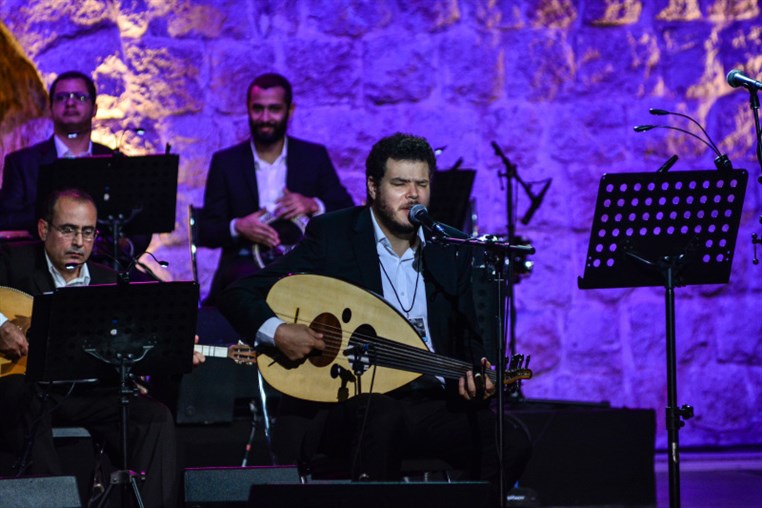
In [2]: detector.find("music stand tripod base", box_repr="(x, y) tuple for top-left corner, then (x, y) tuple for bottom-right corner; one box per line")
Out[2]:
(26, 281), (199, 508)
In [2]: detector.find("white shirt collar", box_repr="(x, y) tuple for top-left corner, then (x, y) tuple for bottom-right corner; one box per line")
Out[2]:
(53, 134), (93, 159)
(44, 251), (91, 288)
(250, 136), (288, 170)
(369, 207), (426, 257)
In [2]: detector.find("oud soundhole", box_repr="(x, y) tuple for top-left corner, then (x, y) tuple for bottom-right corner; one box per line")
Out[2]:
(309, 312), (342, 368)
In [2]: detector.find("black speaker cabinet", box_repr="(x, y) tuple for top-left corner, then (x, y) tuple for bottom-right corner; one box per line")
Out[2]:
(0, 476), (81, 508)
(184, 466), (299, 507)
(515, 405), (656, 506)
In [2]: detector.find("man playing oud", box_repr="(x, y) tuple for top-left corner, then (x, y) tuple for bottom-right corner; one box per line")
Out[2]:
(219, 133), (531, 502)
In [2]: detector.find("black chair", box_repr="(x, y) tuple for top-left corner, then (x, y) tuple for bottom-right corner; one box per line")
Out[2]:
(187, 204), (276, 463)
(270, 406), (454, 484)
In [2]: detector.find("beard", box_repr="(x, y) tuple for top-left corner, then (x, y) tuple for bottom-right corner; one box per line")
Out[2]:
(250, 114), (289, 145)
(373, 192), (418, 238)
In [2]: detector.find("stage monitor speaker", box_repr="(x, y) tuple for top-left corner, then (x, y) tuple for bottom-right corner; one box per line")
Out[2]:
(184, 466), (299, 507)
(0, 476), (81, 508)
(247, 482), (491, 508)
(515, 406), (656, 506)
(154, 307), (262, 425)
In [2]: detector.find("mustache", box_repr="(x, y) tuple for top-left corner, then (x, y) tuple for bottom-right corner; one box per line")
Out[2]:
(66, 249), (85, 256)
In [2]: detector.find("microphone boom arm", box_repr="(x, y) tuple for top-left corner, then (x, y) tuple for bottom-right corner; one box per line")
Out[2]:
(491, 141), (552, 225)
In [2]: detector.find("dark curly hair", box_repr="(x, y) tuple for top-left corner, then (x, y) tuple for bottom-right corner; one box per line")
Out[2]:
(365, 133), (436, 204)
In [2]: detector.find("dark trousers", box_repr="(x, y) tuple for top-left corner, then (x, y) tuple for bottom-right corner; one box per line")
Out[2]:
(0, 375), (177, 508)
(293, 390), (531, 492)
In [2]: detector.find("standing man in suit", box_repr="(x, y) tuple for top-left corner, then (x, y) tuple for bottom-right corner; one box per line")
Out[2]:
(199, 72), (354, 304)
(219, 133), (531, 501)
(0, 70), (150, 268)
(0, 188), (180, 507)
(0, 70), (113, 233)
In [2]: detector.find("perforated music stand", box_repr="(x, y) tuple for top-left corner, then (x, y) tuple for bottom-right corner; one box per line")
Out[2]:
(578, 168), (748, 508)
(26, 281), (198, 507)
(36, 155), (179, 267)
(27, 281), (198, 381)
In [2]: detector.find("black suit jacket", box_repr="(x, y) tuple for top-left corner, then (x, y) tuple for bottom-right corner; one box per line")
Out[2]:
(199, 136), (354, 300)
(218, 207), (485, 463)
(0, 137), (113, 233)
(0, 241), (118, 296)
(219, 206), (484, 381)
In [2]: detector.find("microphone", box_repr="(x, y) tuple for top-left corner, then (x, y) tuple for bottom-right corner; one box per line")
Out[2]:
(409, 205), (470, 240)
(520, 178), (552, 225)
(64, 262), (80, 271)
(727, 69), (762, 91)
(491, 141), (514, 172)
(65, 128), (92, 139)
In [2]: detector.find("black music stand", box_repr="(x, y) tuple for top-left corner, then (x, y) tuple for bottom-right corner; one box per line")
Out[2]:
(429, 168), (475, 229)
(36, 154), (179, 268)
(578, 169), (748, 508)
(26, 281), (198, 507)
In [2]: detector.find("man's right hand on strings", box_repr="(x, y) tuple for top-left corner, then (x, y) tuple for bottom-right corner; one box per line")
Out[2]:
(0, 320), (29, 360)
(274, 323), (325, 361)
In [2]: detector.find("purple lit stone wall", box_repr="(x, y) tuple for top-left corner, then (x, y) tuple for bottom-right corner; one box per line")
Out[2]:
(1, 1), (761, 449)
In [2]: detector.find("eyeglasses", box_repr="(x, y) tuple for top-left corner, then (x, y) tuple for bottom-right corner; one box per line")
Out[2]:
(52, 92), (92, 104)
(49, 223), (99, 241)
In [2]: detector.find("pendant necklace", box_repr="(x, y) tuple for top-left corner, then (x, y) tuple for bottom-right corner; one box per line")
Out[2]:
(378, 245), (421, 317)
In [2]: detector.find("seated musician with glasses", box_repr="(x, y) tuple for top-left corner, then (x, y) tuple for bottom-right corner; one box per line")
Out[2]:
(0, 70), (149, 267)
(0, 188), (180, 507)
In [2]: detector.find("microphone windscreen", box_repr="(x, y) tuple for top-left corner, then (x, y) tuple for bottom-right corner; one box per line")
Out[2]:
(726, 69), (741, 88)
(408, 204), (427, 225)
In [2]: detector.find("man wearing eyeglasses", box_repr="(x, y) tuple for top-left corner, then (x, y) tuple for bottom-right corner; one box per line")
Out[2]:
(0, 70), (113, 233)
(0, 189), (179, 507)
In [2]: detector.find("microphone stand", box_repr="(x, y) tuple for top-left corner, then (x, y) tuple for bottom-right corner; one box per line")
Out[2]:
(744, 88), (762, 178)
(740, 87), (762, 268)
(491, 144), (542, 366)
(430, 234), (534, 508)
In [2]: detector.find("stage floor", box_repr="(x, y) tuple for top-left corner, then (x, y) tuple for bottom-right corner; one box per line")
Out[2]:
(653, 449), (762, 508)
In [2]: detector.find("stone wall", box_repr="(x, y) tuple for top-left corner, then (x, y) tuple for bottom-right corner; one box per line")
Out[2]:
(1, 0), (761, 448)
